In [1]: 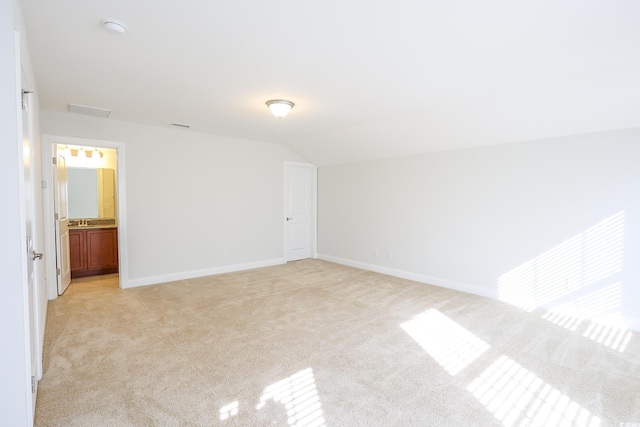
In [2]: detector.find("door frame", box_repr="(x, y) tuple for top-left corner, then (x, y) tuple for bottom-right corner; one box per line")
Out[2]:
(283, 161), (317, 261)
(42, 135), (129, 298)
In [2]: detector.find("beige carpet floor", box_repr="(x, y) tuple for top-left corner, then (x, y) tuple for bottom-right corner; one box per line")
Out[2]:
(35, 260), (640, 427)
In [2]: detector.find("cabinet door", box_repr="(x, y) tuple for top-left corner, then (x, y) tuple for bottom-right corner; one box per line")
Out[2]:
(86, 229), (118, 270)
(69, 230), (86, 272)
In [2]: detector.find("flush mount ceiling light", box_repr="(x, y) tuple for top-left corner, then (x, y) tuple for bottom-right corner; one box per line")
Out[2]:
(103, 20), (127, 35)
(266, 99), (295, 118)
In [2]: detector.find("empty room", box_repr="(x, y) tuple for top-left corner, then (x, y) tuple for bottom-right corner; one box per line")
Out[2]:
(2, 0), (639, 426)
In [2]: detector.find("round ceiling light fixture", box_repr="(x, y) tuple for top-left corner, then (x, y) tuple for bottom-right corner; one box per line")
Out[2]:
(266, 99), (295, 118)
(103, 20), (127, 35)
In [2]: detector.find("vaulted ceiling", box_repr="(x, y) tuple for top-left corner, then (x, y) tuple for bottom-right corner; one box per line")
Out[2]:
(21, 0), (640, 165)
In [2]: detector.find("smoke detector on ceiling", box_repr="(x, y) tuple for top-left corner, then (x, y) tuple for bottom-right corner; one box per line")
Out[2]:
(103, 20), (127, 35)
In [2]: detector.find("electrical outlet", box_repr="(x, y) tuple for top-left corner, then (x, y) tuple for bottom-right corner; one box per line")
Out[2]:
(387, 250), (393, 259)
(374, 248), (379, 256)
(224, 249), (229, 257)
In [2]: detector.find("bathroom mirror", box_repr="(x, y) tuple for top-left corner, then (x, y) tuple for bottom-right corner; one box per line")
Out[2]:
(67, 168), (116, 219)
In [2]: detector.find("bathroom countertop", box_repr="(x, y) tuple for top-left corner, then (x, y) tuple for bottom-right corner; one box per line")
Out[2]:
(69, 225), (118, 230)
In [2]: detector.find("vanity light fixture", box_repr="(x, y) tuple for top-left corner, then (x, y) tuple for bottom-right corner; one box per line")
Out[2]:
(65, 146), (104, 158)
(266, 99), (295, 118)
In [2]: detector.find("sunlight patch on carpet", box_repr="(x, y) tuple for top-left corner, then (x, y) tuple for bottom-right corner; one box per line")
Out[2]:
(219, 401), (239, 420)
(583, 322), (632, 353)
(401, 308), (490, 375)
(468, 355), (601, 427)
(257, 368), (326, 427)
(541, 282), (632, 352)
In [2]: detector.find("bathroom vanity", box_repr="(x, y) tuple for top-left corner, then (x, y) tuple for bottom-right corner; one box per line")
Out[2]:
(69, 225), (118, 278)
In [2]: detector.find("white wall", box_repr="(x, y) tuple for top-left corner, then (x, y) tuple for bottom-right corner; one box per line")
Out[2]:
(41, 110), (306, 287)
(318, 129), (640, 331)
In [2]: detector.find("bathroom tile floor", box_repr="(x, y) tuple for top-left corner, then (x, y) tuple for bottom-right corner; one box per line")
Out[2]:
(65, 273), (119, 294)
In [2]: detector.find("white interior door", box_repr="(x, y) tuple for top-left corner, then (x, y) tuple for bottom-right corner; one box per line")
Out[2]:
(21, 85), (39, 415)
(285, 163), (312, 261)
(54, 146), (71, 294)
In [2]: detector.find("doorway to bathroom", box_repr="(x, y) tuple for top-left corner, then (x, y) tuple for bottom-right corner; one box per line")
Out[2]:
(42, 135), (128, 299)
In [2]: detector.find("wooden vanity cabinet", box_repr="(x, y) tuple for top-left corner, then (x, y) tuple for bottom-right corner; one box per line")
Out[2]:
(69, 230), (85, 272)
(69, 228), (118, 278)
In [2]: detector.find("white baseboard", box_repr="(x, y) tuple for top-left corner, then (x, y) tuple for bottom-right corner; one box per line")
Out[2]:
(122, 258), (286, 289)
(317, 253), (498, 299)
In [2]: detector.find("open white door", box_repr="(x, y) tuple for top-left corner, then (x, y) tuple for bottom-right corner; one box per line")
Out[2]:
(21, 76), (40, 417)
(284, 163), (314, 261)
(53, 145), (71, 294)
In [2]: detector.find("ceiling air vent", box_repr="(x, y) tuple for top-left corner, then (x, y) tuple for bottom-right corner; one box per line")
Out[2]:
(68, 103), (111, 118)
(171, 123), (191, 129)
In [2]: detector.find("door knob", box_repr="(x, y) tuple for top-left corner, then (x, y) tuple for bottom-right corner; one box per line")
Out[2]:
(286, 217), (293, 221)
(32, 251), (43, 261)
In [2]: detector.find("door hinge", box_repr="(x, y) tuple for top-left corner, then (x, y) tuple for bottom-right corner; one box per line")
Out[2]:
(52, 157), (57, 165)
(54, 213), (59, 220)
(56, 268), (61, 276)
(31, 375), (36, 394)
(21, 90), (32, 111)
